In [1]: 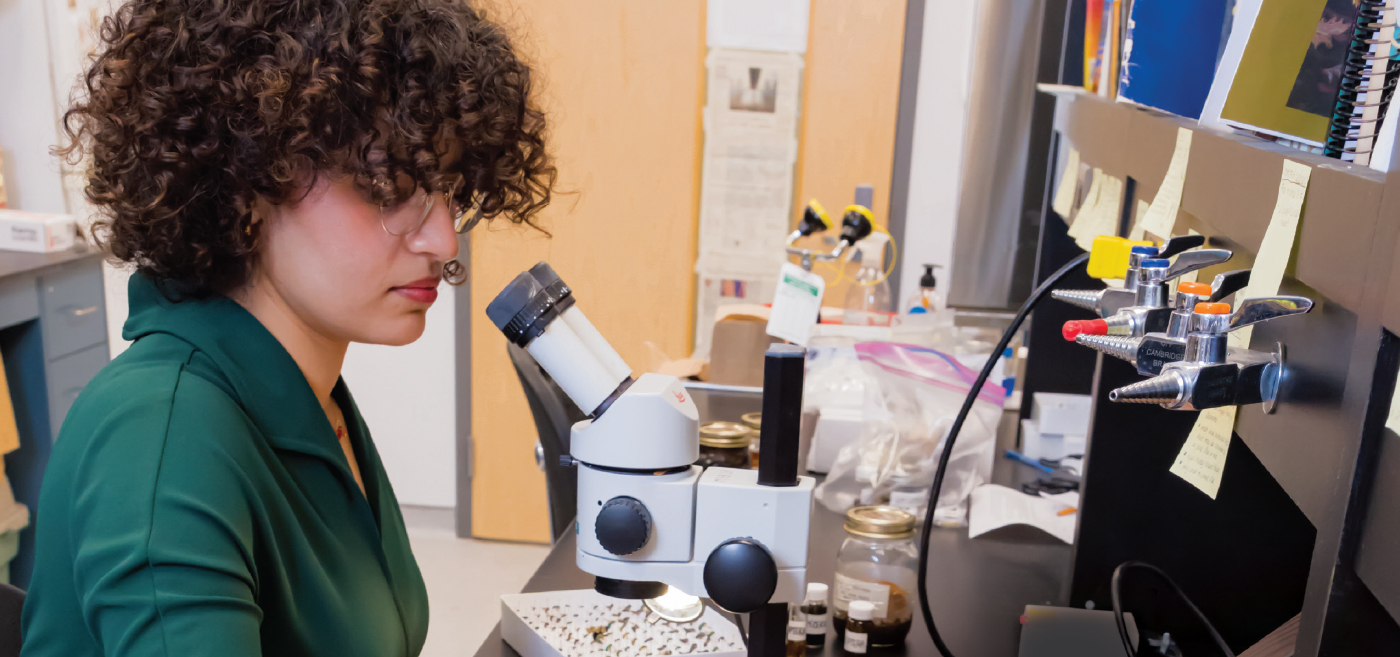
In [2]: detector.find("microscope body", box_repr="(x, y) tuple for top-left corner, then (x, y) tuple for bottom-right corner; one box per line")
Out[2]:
(571, 373), (814, 608)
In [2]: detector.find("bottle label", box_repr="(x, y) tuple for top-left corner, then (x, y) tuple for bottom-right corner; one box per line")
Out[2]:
(834, 572), (891, 619)
(806, 613), (829, 635)
(788, 622), (807, 642)
(844, 630), (869, 653)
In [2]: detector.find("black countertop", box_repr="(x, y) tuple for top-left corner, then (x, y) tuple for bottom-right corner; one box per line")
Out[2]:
(472, 457), (1072, 657)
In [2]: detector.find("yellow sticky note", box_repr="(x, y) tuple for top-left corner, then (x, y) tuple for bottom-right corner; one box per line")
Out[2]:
(1171, 160), (1311, 498)
(1386, 381), (1400, 436)
(1169, 229), (1205, 297)
(1232, 159), (1311, 349)
(1127, 199), (1151, 242)
(0, 353), (18, 456)
(1139, 127), (1193, 241)
(1068, 169), (1103, 243)
(1071, 173), (1123, 251)
(1052, 148), (1081, 219)
(1170, 406), (1236, 499)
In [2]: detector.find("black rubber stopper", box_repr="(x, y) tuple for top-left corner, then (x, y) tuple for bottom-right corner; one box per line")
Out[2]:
(595, 577), (667, 600)
(595, 497), (652, 556)
(702, 539), (778, 614)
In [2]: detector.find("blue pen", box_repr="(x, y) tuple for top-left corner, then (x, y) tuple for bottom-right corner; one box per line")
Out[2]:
(1004, 450), (1055, 474)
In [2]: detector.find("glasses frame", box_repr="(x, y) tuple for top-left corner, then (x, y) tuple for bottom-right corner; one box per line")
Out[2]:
(379, 174), (484, 237)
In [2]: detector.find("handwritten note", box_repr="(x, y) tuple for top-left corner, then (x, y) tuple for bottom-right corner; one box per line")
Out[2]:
(1070, 171), (1123, 251)
(1138, 127), (1192, 241)
(1170, 159), (1311, 498)
(1052, 148), (1081, 220)
(1170, 406), (1236, 499)
(0, 352), (16, 455)
(1068, 168), (1104, 241)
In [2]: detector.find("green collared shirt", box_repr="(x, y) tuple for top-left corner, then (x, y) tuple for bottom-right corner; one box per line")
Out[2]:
(20, 274), (430, 656)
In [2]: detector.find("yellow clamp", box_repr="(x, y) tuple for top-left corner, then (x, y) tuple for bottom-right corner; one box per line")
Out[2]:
(806, 199), (833, 231)
(842, 204), (875, 226)
(1086, 235), (1154, 280)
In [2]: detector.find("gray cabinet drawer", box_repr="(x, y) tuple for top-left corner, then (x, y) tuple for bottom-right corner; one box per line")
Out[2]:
(39, 262), (106, 360)
(0, 275), (39, 330)
(47, 343), (109, 439)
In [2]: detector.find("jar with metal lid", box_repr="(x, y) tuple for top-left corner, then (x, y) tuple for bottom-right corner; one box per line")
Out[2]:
(697, 422), (751, 468)
(831, 506), (917, 648)
(741, 412), (762, 469)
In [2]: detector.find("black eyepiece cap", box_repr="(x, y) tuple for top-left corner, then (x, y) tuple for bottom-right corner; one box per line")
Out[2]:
(485, 272), (558, 346)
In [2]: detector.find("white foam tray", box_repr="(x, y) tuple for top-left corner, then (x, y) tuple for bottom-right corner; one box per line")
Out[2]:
(500, 589), (746, 657)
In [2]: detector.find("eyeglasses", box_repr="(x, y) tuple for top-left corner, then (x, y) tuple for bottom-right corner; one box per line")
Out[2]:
(379, 174), (486, 237)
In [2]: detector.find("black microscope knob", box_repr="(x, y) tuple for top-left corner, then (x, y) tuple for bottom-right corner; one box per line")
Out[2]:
(703, 538), (778, 613)
(595, 497), (652, 556)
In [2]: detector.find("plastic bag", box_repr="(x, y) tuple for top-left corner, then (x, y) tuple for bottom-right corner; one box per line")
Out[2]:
(814, 342), (1003, 526)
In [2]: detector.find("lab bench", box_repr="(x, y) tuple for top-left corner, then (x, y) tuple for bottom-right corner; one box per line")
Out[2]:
(0, 247), (110, 587)
(472, 457), (1070, 657)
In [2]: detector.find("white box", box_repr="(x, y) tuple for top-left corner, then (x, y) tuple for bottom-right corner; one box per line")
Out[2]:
(0, 210), (76, 253)
(807, 407), (864, 474)
(1031, 393), (1092, 436)
(1021, 419), (1086, 462)
(500, 589), (745, 657)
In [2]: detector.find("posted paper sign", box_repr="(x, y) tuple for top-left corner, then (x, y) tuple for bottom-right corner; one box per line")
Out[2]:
(1169, 406), (1235, 499)
(766, 263), (824, 346)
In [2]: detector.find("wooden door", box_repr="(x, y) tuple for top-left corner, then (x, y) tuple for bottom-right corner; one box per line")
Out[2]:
(469, 0), (707, 543)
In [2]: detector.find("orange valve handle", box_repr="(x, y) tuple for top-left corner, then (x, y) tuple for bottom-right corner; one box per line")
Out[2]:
(1193, 302), (1231, 315)
(1177, 281), (1212, 296)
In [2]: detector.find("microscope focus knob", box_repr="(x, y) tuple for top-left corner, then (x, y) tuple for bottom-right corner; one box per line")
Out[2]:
(595, 497), (652, 556)
(703, 539), (779, 614)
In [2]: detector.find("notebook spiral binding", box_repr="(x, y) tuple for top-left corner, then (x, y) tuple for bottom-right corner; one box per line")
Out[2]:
(1324, 0), (1400, 159)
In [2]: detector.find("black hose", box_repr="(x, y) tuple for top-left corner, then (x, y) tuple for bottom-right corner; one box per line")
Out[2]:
(1111, 561), (1234, 657)
(917, 252), (1089, 657)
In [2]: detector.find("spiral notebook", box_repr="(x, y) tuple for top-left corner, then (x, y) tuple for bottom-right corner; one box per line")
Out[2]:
(1322, 0), (1399, 166)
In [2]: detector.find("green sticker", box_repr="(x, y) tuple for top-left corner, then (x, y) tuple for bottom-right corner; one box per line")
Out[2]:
(783, 274), (820, 296)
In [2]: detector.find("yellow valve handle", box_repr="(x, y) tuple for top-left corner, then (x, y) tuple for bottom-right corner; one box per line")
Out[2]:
(807, 199), (833, 231)
(842, 204), (875, 226)
(1086, 235), (1154, 280)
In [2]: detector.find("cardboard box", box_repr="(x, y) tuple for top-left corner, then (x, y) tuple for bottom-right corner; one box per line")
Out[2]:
(707, 311), (781, 387)
(0, 210), (76, 253)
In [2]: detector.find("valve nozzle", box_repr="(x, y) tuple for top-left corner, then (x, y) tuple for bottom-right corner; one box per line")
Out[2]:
(1063, 318), (1109, 341)
(1075, 334), (1141, 363)
(1109, 372), (1186, 405)
(1051, 289), (1105, 312)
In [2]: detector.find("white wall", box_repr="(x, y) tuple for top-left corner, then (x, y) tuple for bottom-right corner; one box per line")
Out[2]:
(343, 287), (457, 508)
(0, 0), (67, 216)
(897, 0), (979, 302)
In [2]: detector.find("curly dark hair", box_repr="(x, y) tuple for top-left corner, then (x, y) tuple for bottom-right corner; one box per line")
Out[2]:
(58, 0), (555, 293)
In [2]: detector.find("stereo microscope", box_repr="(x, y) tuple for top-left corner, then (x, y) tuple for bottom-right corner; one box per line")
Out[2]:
(487, 263), (816, 657)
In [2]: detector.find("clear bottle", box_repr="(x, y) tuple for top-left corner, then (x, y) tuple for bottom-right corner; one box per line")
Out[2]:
(786, 604), (807, 656)
(801, 582), (830, 647)
(832, 506), (918, 648)
(843, 601), (876, 654)
(842, 233), (893, 326)
(904, 263), (946, 315)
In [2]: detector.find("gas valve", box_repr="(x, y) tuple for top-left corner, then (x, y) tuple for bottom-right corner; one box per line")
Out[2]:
(1052, 234), (1210, 317)
(1073, 269), (1255, 376)
(1107, 297), (1314, 412)
(1061, 249), (1233, 340)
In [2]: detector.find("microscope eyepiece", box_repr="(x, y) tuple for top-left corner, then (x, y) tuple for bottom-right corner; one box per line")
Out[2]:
(486, 272), (559, 347)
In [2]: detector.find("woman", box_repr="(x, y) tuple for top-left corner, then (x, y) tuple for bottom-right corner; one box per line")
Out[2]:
(20, 0), (553, 655)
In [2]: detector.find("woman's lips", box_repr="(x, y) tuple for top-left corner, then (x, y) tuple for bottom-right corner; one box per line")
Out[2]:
(392, 278), (440, 305)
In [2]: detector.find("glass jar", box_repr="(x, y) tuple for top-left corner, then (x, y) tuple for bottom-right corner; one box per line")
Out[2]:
(741, 412), (762, 469)
(832, 506), (918, 648)
(697, 422), (751, 468)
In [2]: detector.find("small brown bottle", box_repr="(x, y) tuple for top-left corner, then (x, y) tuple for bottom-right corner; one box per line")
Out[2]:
(844, 601), (875, 654)
(786, 604), (807, 656)
(801, 583), (830, 647)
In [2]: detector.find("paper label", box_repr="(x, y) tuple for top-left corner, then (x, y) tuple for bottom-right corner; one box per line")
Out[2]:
(1138, 127), (1192, 240)
(806, 613), (830, 635)
(1170, 406), (1236, 499)
(1052, 147), (1081, 219)
(1067, 169), (1104, 239)
(844, 631), (869, 653)
(834, 573), (890, 619)
(787, 622), (806, 642)
(766, 263), (825, 346)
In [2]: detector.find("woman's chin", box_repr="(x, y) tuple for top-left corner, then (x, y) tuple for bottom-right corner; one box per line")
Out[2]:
(355, 316), (428, 347)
